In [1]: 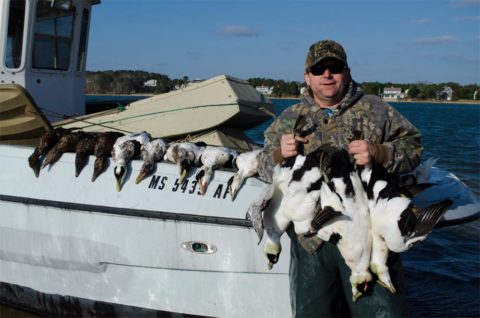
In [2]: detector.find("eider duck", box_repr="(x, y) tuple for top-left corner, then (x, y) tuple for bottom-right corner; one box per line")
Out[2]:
(41, 130), (85, 170)
(195, 146), (238, 195)
(112, 131), (151, 191)
(361, 159), (451, 294)
(92, 131), (125, 182)
(227, 148), (262, 200)
(135, 138), (169, 184)
(246, 146), (339, 270)
(28, 127), (70, 177)
(321, 148), (373, 302)
(163, 141), (206, 184)
(75, 132), (98, 177)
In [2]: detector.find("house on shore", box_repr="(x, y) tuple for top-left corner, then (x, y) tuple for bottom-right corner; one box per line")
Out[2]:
(143, 79), (157, 87)
(255, 86), (273, 96)
(438, 86), (453, 101)
(382, 87), (403, 101)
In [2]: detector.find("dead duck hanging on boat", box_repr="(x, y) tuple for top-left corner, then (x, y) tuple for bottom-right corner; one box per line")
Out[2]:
(91, 131), (125, 182)
(41, 130), (85, 170)
(195, 146), (238, 195)
(163, 141), (206, 184)
(135, 138), (169, 184)
(28, 127), (71, 177)
(75, 132), (99, 177)
(112, 131), (151, 191)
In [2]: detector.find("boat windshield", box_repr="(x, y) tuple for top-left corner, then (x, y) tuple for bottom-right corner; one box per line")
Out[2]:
(32, 0), (76, 71)
(5, 0), (26, 69)
(77, 8), (90, 72)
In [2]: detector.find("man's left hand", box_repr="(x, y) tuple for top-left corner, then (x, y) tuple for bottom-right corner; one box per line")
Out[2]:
(348, 140), (371, 166)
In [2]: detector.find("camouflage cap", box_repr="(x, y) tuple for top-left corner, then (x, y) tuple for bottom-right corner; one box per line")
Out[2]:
(305, 40), (347, 71)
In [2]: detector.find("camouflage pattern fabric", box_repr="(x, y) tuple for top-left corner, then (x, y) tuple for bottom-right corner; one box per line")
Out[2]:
(305, 39), (348, 70)
(257, 80), (423, 184)
(257, 80), (423, 253)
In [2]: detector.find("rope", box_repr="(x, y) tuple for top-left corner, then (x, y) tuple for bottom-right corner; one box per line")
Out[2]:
(36, 107), (133, 134)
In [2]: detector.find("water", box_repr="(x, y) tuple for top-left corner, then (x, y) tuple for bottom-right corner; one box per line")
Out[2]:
(2, 99), (479, 317)
(248, 99), (480, 318)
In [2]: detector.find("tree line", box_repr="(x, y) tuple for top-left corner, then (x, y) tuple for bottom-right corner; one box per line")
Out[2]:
(86, 70), (479, 101)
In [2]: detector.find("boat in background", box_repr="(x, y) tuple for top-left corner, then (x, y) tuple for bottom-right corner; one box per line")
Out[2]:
(58, 74), (275, 139)
(0, 1), (479, 318)
(0, 76), (271, 151)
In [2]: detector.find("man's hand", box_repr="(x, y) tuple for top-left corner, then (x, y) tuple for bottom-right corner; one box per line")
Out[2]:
(348, 140), (372, 166)
(281, 134), (307, 158)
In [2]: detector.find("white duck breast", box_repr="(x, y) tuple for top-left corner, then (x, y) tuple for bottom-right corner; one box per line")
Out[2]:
(112, 131), (151, 191)
(364, 159), (452, 294)
(164, 142), (206, 183)
(246, 146), (339, 270)
(359, 162), (397, 294)
(324, 149), (372, 302)
(195, 146), (239, 195)
(372, 187), (452, 253)
(135, 138), (169, 184)
(227, 148), (262, 200)
(248, 156), (302, 270)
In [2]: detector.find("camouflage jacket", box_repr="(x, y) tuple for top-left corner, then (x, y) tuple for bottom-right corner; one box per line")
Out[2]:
(257, 80), (423, 183)
(257, 80), (423, 253)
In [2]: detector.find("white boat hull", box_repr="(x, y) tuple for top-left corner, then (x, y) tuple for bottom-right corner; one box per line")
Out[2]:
(0, 144), (291, 317)
(1, 144), (479, 317)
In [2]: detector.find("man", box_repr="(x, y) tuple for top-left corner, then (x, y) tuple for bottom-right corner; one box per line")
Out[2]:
(257, 40), (423, 317)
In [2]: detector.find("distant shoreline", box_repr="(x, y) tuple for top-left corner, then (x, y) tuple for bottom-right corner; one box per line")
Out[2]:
(270, 96), (480, 105)
(86, 94), (480, 105)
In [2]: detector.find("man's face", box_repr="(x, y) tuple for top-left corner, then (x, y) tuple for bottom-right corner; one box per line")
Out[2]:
(304, 58), (350, 107)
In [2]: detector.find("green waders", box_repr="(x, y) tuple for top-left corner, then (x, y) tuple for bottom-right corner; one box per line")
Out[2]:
(289, 230), (410, 318)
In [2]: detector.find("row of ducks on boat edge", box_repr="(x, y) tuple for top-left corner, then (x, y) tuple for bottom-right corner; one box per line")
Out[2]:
(28, 128), (260, 197)
(28, 127), (453, 301)
(245, 144), (453, 302)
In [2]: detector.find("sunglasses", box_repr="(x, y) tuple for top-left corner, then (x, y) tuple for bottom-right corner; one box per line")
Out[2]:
(309, 62), (346, 76)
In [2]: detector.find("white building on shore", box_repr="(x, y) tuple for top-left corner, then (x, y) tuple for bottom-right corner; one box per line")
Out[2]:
(255, 86), (273, 95)
(383, 87), (403, 100)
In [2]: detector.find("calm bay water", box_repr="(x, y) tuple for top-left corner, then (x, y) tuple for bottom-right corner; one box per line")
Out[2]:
(247, 99), (480, 318)
(2, 99), (479, 317)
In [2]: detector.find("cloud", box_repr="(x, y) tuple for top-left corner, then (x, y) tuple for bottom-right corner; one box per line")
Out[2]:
(449, 0), (480, 6)
(415, 35), (456, 44)
(411, 18), (432, 24)
(454, 15), (480, 20)
(219, 25), (259, 37)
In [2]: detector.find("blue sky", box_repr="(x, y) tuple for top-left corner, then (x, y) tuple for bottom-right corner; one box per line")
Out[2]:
(86, 0), (480, 84)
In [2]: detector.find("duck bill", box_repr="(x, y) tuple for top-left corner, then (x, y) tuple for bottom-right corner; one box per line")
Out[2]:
(92, 168), (102, 182)
(179, 169), (188, 184)
(92, 158), (106, 182)
(75, 165), (83, 178)
(33, 166), (41, 178)
(227, 174), (242, 201)
(135, 171), (147, 184)
(116, 176), (122, 192)
(199, 180), (208, 196)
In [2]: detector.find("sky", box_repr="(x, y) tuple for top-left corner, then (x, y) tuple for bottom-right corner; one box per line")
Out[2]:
(86, 0), (480, 85)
